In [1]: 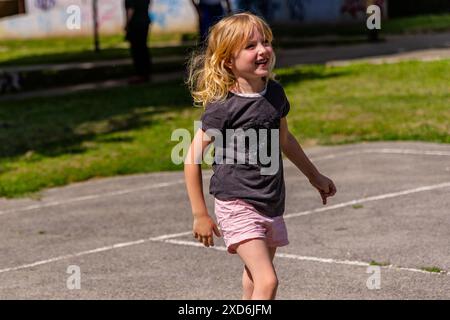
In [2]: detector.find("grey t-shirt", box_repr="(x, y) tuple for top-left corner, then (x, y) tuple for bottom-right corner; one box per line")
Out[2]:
(200, 79), (290, 217)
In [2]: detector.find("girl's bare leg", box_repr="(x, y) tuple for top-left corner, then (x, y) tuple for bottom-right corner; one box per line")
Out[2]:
(242, 265), (254, 300)
(242, 246), (277, 300)
(236, 239), (278, 300)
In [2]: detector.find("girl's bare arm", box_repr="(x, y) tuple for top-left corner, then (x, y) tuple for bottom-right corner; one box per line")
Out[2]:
(279, 117), (320, 179)
(280, 117), (337, 204)
(184, 129), (221, 246)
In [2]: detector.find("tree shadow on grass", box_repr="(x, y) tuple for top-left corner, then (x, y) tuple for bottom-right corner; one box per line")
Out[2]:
(0, 67), (351, 167)
(0, 48), (129, 68)
(276, 65), (352, 87)
(0, 45), (194, 68)
(0, 80), (192, 162)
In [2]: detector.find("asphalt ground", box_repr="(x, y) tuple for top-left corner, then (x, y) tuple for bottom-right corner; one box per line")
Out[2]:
(0, 141), (449, 299)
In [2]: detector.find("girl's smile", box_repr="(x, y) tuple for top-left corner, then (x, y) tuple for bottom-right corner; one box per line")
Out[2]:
(255, 58), (269, 67)
(238, 28), (273, 74)
(230, 28), (274, 93)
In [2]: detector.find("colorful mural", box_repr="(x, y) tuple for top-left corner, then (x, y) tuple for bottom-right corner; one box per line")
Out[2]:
(341, 0), (385, 19)
(0, 0), (200, 39)
(0, 0), (387, 39)
(33, 0), (56, 11)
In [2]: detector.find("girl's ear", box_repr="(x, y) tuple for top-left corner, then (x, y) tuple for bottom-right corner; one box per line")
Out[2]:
(224, 59), (232, 69)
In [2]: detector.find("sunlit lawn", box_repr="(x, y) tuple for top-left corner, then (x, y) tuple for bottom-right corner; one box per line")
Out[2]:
(0, 59), (449, 197)
(1, 14), (449, 67)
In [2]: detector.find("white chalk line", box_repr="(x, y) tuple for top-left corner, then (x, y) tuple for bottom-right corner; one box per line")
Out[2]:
(363, 148), (450, 157)
(284, 181), (450, 219)
(0, 179), (185, 216)
(283, 148), (450, 167)
(0, 231), (192, 274)
(163, 239), (445, 276)
(1, 147), (449, 216)
(1, 182), (449, 276)
(1, 232), (444, 277)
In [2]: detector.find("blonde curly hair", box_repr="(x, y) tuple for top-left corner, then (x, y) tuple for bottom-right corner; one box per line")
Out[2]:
(187, 12), (276, 108)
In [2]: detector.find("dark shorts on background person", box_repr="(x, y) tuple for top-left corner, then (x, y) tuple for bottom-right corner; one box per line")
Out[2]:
(199, 3), (225, 42)
(126, 24), (151, 77)
(124, 0), (151, 78)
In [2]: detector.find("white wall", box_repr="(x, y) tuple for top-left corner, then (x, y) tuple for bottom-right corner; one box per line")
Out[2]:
(0, 0), (198, 39)
(0, 0), (380, 39)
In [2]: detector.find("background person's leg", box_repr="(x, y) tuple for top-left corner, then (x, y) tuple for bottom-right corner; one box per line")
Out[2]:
(199, 4), (212, 43)
(236, 239), (278, 300)
(237, 0), (252, 12)
(137, 25), (150, 78)
(129, 25), (150, 80)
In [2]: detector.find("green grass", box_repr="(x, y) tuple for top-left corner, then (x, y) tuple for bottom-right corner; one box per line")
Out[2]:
(369, 260), (390, 267)
(19, 61), (185, 91)
(0, 33), (194, 67)
(272, 14), (450, 38)
(278, 60), (450, 147)
(1, 14), (449, 67)
(0, 59), (449, 198)
(420, 266), (444, 273)
(382, 14), (450, 34)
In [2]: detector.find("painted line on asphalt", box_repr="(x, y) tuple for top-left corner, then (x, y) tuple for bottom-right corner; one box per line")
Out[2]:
(162, 239), (445, 276)
(1, 182), (449, 275)
(1, 232), (445, 276)
(284, 181), (450, 219)
(0, 179), (186, 216)
(1, 148), (449, 216)
(363, 148), (450, 157)
(284, 148), (450, 167)
(0, 231), (192, 274)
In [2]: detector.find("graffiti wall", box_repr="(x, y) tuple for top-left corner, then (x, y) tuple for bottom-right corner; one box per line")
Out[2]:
(0, 0), (386, 39)
(0, 0), (199, 39)
(232, 0), (343, 23)
(0, 0), (126, 38)
(232, 0), (385, 23)
(150, 0), (197, 32)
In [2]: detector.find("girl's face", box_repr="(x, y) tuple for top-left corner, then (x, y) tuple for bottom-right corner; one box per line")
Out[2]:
(229, 27), (273, 82)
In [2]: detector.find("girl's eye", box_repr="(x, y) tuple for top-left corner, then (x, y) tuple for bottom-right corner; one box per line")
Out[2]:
(246, 44), (255, 49)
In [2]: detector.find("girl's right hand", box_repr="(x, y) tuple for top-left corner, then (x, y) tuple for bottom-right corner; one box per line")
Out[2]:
(193, 215), (221, 247)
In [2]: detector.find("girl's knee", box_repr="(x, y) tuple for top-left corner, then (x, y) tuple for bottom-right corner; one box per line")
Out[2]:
(269, 275), (279, 290)
(258, 274), (278, 292)
(252, 275), (278, 299)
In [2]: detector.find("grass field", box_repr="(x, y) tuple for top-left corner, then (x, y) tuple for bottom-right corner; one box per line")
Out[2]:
(1, 14), (449, 67)
(0, 59), (449, 198)
(273, 13), (450, 37)
(0, 34), (193, 67)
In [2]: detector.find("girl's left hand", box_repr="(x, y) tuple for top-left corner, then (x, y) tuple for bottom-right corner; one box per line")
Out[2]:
(309, 173), (337, 205)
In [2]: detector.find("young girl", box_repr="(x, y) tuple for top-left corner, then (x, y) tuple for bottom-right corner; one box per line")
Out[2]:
(184, 13), (337, 300)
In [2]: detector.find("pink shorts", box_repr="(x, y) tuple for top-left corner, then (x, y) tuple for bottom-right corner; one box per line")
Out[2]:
(214, 198), (289, 254)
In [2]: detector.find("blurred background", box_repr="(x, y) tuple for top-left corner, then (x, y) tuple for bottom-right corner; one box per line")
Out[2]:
(0, 0), (449, 198)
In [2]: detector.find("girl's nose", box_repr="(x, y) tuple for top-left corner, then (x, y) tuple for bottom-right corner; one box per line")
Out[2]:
(256, 42), (268, 54)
